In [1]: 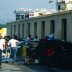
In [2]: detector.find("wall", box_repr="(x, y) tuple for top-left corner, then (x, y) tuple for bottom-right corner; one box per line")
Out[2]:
(6, 10), (72, 42)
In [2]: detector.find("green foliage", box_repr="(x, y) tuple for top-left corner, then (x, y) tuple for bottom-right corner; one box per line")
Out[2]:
(0, 24), (6, 29)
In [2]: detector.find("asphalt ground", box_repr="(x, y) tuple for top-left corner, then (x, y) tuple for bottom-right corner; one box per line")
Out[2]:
(1, 63), (72, 72)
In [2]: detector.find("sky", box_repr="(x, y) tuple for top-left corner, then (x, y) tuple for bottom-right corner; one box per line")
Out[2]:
(0, 0), (56, 24)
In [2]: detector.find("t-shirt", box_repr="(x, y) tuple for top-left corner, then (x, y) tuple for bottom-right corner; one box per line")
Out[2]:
(8, 39), (19, 47)
(0, 39), (5, 50)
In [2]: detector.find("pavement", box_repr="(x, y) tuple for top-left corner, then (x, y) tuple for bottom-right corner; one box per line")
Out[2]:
(0, 63), (47, 72)
(0, 63), (24, 72)
(0, 63), (48, 72)
(1, 63), (72, 72)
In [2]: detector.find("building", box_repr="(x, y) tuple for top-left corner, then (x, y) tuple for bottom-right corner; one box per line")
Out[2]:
(56, 0), (72, 11)
(13, 8), (55, 20)
(7, 0), (72, 42)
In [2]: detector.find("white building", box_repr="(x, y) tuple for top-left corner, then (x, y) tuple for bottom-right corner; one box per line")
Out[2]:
(7, 0), (72, 42)
(56, 0), (72, 11)
(14, 8), (56, 20)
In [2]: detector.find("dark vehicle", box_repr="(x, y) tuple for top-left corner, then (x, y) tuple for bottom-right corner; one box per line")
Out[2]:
(35, 39), (72, 67)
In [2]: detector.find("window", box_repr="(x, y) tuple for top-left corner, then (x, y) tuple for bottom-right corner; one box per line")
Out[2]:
(18, 24), (20, 38)
(61, 19), (67, 41)
(34, 22), (37, 36)
(21, 15), (24, 19)
(11, 25), (12, 37)
(16, 15), (20, 20)
(22, 24), (24, 38)
(28, 23), (30, 35)
(58, 5), (61, 10)
(50, 20), (55, 34)
(25, 14), (29, 18)
(41, 21), (45, 39)
(14, 25), (16, 34)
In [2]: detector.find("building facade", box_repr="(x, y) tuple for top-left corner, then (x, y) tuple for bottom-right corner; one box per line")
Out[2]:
(56, 0), (72, 11)
(7, 10), (72, 42)
(13, 8), (55, 20)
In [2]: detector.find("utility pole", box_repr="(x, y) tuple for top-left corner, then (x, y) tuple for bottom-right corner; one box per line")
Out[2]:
(49, 0), (53, 3)
(48, 0), (53, 9)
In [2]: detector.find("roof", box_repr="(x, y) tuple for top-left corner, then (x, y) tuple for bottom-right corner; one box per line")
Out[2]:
(7, 9), (72, 24)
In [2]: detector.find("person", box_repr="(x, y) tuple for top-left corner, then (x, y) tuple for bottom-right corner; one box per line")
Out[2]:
(0, 34), (5, 68)
(33, 35), (39, 41)
(47, 34), (54, 40)
(8, 34), (19, 63)
(25, 34), (32, 45)
(4, 37), (10, 57)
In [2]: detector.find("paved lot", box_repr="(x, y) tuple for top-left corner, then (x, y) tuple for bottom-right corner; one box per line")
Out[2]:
(0, 63), (23, 72)
(0, 63), (48, 72)
(1, 63), (72, 72)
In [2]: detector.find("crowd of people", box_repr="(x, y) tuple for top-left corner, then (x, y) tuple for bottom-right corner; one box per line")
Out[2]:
(0, 34), (20, 68)
(25, 35), (39, 45)
(0, 34), (40, 68)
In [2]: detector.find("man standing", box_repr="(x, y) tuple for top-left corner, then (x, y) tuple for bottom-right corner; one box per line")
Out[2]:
(8, 34), (19, 63)
(0, 34), (5, 68)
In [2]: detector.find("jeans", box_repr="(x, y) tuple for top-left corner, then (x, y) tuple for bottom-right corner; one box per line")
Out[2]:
(11, 47), (17, 63)
(0, 49), (2, 66)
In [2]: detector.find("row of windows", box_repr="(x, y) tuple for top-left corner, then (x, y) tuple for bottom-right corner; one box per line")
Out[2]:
(16, 14), (29, 20)
(11, 18), (67, 40)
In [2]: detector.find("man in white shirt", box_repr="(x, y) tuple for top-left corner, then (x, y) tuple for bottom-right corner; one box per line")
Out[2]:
(0, 35), (5, 68)
(8, 34), (19, 63)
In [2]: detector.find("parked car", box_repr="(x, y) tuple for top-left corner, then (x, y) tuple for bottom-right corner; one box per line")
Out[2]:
(35, 39), (72, 67)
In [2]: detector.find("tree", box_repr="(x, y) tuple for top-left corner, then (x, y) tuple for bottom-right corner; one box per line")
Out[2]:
(0, 24), (6, 29)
